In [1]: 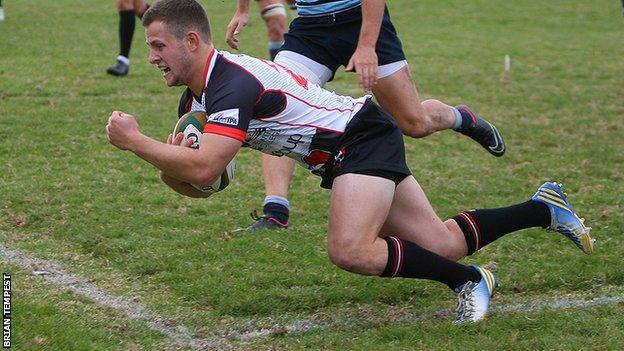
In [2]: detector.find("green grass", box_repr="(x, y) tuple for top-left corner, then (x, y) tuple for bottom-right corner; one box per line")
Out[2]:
(6, 264), (174, 350)
(1, 0), (623, 349)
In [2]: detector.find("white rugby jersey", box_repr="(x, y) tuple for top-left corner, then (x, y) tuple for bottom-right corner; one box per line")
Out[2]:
(178, 49), (367, 174)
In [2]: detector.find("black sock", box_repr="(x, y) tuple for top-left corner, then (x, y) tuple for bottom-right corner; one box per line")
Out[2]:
(381, 236), (480, 290)
(119, 10), (135, 59)
(454, 200), (551, 255)
(263, 202), (289, 225)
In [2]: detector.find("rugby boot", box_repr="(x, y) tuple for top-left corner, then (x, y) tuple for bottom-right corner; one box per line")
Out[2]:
(107, 60), (129, 76)
(531, 182), (594, 254)
(232, 210), (289, 233)
(453, 265), (498, 324)
(456, 104), (506, 157)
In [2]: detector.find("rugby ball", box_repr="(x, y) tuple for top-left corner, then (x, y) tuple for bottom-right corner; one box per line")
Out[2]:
(172, 111), (237, 194)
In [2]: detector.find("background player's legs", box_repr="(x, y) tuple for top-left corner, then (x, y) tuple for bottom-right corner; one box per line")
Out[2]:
(256, 0), (288, 60)
(373, 66), (506, 156)
(240, 52), (332, 232)
(259, 154), (293, 228)
(107, 0), (148, 76)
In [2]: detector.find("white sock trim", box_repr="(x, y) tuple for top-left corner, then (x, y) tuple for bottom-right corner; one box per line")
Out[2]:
(116, 55), (130, 65)
(264, 195), (290, 208)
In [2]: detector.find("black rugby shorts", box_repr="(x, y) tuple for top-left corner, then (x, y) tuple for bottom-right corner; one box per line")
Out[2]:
(320, 99), (411, 189)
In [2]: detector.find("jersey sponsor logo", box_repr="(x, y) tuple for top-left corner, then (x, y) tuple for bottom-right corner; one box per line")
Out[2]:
(208, 108), (239, 126)
(245, 127), (280, 151)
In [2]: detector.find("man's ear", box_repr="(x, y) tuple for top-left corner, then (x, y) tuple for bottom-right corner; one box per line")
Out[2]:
(186, 31), (202, 51)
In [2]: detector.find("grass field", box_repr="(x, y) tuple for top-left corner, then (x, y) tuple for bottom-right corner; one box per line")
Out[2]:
(1, 0), (623, 350)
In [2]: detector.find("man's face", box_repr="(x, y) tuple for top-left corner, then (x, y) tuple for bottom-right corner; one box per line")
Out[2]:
(145, 21), (193, 87)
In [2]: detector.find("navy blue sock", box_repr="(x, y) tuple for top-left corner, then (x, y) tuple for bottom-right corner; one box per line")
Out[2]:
(455, 107), (477, 133)
(263, 202), (289, 225)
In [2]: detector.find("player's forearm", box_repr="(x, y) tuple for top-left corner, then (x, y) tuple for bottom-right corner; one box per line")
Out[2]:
(358, 0), (385, 48)
(129, 134), (221, 187)
(160, 172), (210, 198)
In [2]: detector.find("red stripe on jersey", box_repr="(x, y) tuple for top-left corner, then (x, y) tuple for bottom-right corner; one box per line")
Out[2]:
(201, 49), (216, 90)
(204, 124), (247, 142)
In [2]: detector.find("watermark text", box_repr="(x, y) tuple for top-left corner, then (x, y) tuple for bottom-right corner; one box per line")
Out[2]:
(3, 274), (10, 349)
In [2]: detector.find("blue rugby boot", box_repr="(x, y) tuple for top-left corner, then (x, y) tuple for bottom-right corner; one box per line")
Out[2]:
(531, 182), (594, 254)
(453, 265), (498, 324)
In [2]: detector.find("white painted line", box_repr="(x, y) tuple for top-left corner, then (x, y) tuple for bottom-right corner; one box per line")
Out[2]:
(228, 320), (318, 341)
(496, 293), (624, 313)
(227, 290), (624, 340)
(0, 245), (228, 351)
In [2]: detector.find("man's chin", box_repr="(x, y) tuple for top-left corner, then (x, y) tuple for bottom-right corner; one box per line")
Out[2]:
(164, 78), (181, 87)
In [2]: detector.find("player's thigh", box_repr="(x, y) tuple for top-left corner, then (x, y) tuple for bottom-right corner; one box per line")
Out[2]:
(372, 66), (426, 125)
(381, 176), (464, 259)
(328, 174), (395, 253)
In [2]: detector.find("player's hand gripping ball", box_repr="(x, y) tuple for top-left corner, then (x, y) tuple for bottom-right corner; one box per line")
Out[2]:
(172, 111), (237, 194)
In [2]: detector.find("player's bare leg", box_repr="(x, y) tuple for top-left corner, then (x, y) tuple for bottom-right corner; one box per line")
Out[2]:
(380, 176), (468, 261)
(257, 0), (288, 60)
(373, 66), (506, 156)
(381, 176), (588, 261)
(235, 154), (293, 232)
(372, 66), (455, 138)
(328, 173), (496, 323)
(327, 174), (394, 275)
(236, 0), (290, 232)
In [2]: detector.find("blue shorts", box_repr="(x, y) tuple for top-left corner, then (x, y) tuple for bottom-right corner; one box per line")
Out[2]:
(280, 5), (406, 82)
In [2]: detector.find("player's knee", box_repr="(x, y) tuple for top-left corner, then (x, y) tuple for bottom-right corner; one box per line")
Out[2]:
(441, 221), (469, 260)
(401, 121), (430, 138)
(262, 6), (287, 40)
(421, 99), (446, 116)
(396, 114), (430, 138)
(398, 99), (447, 138)
(261, 3), (286, 21)
(328, 250), (360, 272)
(327, 242), (365, 272)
